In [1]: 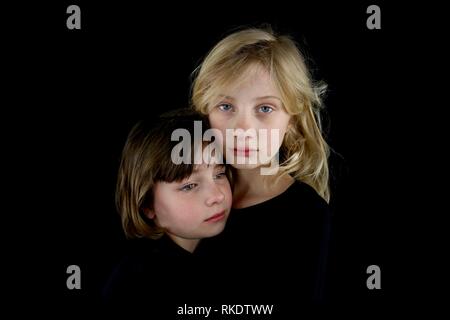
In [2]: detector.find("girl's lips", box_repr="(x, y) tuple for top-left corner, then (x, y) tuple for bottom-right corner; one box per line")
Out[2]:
(205, 211), (226, 222)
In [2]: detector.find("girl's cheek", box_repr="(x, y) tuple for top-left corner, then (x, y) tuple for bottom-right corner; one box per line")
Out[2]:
(209, 115), (224, 130)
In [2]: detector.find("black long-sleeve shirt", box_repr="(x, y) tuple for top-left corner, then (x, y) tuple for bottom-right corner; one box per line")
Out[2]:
(197, 180), (333, 310)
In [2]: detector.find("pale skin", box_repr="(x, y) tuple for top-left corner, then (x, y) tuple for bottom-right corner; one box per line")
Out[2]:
(209, 64), (295, 208)
(145, 164), (232, 252)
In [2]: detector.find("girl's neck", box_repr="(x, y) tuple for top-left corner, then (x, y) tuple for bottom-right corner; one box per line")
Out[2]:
(232, 167), (295, 209)
(168, 235), (199, 253)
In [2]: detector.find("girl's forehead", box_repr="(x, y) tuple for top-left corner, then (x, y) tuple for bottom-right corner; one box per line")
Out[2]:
(220, 69), (279, 99)
(193, 163), (224, 172)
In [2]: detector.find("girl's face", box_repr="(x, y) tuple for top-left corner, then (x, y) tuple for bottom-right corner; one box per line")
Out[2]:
(208, 65), (291, 170)
(149, 164), (232, 250)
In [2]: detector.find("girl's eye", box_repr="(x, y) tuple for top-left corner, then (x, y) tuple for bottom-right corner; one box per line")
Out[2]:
(218, 104), (233, 112)
(180, 183), (197, 191)
(258, 105), (274, 113)
(214, 171), (227, 179)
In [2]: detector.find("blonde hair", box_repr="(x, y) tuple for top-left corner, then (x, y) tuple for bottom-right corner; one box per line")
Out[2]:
(191, 27), (330, 202)
(116, 109), (212, 239)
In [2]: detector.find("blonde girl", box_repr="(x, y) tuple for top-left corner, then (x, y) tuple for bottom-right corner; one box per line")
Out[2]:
(191, 27), (333, 303)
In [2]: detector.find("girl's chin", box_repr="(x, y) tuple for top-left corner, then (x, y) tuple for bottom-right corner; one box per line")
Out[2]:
(231, 157), (280, 168)
(228, 162), (262, 170)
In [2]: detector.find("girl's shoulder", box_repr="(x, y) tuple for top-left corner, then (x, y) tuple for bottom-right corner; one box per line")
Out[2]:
(102, 238), (161, 298)
(102, 236), (193, 304)
(287, 180), (332, 227)
(286, 180), (329, 208)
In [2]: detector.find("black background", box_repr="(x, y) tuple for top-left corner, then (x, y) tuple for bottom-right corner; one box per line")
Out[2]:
(4, 0), (442, 317)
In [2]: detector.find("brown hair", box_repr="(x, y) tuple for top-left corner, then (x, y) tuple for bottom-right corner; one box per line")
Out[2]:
(116, 109), (214, 239)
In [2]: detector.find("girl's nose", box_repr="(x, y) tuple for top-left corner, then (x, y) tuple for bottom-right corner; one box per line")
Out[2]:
(233, 111), (255, 132)
(205, 184), (225, 207)
(232, 114), (258, 139)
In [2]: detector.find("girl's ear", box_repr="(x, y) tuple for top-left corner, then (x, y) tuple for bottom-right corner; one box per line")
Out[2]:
(143, 208), (156, 219)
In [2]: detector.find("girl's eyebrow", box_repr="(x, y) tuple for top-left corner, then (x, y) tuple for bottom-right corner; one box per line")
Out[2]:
(192, 163), (216, 171)
(218, 95), (281, 102)
(191, 164), (225, 173)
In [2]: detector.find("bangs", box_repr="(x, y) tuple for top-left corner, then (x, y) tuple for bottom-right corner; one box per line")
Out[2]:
(153, 139), (214, 183)
(136, 108), (212, 183)
(155, 161), (195, 183)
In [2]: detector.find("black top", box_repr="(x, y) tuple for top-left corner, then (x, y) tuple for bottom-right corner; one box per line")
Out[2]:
(102, 235), (202, 314)
(102, 181), (332, 316)
(197, 180), (332, 308)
